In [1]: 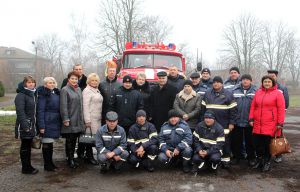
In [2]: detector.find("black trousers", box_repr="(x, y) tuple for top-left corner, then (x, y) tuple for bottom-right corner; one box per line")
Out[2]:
(20, 139), (33, 170)
(253, 134), (271, 161)
(231, 126), (255, 160)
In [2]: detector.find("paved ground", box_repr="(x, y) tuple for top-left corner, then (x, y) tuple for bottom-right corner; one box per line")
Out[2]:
(0, 99), (299, 191)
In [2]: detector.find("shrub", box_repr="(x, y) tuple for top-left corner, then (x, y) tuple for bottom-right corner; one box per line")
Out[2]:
(0, 81), (5, 97)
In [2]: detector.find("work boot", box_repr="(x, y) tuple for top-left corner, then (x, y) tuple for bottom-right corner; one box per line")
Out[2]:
(144, 159), (155, 172)
(113, 161), (123, 171)
(221, 161), (230, 169)
(182, 159), (190, 173)
(85, 146), (98, 165)
(100, 163), (108, 173)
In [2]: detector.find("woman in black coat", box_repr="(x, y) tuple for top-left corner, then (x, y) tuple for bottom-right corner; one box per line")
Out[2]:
(15, 76), (38, 174)
(132, 72), (151, 119)
(36, 77), (61, 171)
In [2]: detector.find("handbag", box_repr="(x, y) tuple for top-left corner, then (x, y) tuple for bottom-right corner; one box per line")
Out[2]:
(269, 128), (291, 156)
(79, 127), (96, 145)
(31, 136), (41, 149)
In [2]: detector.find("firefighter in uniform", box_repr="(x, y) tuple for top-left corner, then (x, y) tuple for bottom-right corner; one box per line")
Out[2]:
(198, 68), (213, 96)
(201, 76), (237, 168)
(127, 110), (159, 172)
(95, 111), (129, 173)
(192, 110), (225, 173)
(158, 109), (193, 173)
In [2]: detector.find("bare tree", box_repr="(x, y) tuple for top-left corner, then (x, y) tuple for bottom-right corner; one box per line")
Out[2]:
(96, 0), (141, 57)
(95, 0), (172, 59)
(137, 15), (173, 43)
(260, 22), (295, 74)
(221, 13), (262, 73)
(34, 33), (67, 81)
(286, 37), (300, 87)
(69, 14), (99, 74)
(177, 42), (196, 75)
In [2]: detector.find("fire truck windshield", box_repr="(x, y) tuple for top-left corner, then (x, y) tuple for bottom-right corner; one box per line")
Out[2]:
(124, 54), (182, 71)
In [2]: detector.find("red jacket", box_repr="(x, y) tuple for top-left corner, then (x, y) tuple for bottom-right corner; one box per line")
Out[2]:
(249, 85), (285, 137)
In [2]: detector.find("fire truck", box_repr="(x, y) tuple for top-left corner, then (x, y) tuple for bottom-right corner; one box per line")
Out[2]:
(114, 42), (187, 83)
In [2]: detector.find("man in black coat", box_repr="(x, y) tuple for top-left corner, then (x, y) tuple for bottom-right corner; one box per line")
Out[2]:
(112, 75), (144, 133)
(149, 71), (177, 132)
(99, 63), (122, 125)
(61, 63), (87, 91)
(167, 66), (185, 93)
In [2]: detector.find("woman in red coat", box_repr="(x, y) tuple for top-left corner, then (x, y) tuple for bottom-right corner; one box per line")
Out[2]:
(249, 75), (285, 172)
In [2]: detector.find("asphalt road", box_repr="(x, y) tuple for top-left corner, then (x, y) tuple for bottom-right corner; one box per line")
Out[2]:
(0, 109), (299, 192)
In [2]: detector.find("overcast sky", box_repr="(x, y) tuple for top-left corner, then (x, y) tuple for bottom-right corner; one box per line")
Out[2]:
(1, 0), (299, 66)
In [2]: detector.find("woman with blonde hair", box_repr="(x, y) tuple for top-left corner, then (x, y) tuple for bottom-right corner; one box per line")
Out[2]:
(82, 73), (103, 165)
(36, 77), (61, 171)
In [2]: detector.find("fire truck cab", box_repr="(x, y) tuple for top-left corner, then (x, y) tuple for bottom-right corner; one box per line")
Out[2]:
(116, 42), (186, 82)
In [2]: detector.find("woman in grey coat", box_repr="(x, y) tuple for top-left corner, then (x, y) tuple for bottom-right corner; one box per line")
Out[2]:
(60, 71), (85, 168)
(173, 80), (202, 130)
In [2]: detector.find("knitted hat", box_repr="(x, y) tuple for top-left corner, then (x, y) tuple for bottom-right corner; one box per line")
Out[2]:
(229, 66), (240, 74)
(204, 110), (216, 120)
(168, 109), (181, 118)
(123, 75), (132, 83)
(241, 74), (252, 81)
(136, 109), (146, 118)
(212, 76), (223, 84)
(201, 68), (211, 74)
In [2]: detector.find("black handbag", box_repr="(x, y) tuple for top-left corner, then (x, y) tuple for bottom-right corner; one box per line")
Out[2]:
(79, 127), (96, 145)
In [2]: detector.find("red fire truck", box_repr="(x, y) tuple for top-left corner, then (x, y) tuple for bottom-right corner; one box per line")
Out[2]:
(115, 42), (187, 82)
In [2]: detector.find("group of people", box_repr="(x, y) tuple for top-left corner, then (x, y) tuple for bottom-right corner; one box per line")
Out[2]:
(14, 61), (289, 175)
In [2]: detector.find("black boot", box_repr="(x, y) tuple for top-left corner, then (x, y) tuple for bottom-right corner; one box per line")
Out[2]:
(85, 146), (98, 165)
(182, 159), (190, 173)
(43, 144), (55, 171)
(76, 143), (85, 159)
(262, 159), (271, 172)
(48, 144), (58, 169)
(144, 159), (155, 172)
(66, 137), (78, 169)
(252, 157), (263, 169)
(21, 149), (38, 174)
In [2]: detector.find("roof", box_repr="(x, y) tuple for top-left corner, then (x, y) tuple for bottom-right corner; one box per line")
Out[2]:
(0, 46), (48, 61)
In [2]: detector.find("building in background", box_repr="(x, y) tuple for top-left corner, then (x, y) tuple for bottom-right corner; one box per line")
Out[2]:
(0, 46), (51, 92)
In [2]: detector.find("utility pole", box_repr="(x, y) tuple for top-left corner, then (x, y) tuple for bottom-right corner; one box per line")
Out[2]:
(31, 41), (38, 81)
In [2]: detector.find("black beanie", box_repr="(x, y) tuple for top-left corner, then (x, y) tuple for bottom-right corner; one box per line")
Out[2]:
(204, 110), (216, 120)
(168, 109), (181, 118)
(229, 66), (240, 74)
(123, 75), (132, 83)
(212, 76), (223, 84)
(183, 80), (193, 87)
(136, 109), (146, 118)
(241, 74), (252, 81)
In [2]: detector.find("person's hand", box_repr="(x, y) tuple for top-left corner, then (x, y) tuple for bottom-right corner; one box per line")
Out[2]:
(85, 122), (91, 128)
(63, 121), (70, 127)
(228, 124), (234, 131)
(183, 114), (189, 121)
(173, 148), (180, 156)
(166, 150), (172, 158)
(136, 146), (144, 157)
(39, 129), (45, 137)
(105, 152), (115, 159)
(113, 155), (121, 161)
(249, 122), (254, 127)
(199, 150), (207, 158)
